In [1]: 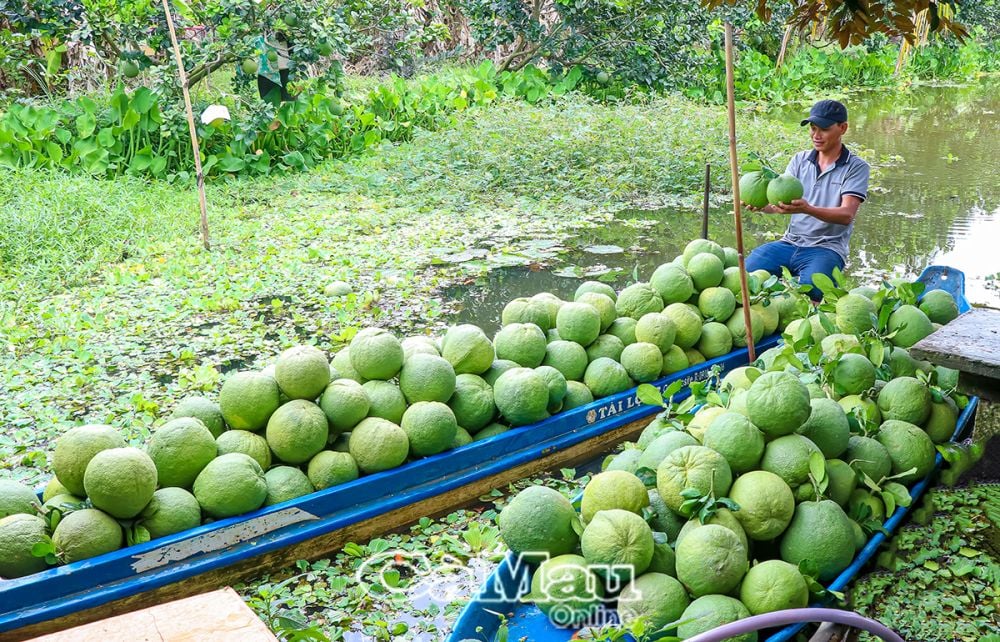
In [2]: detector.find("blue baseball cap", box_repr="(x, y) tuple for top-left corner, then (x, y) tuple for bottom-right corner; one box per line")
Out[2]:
(801, 99), (848, 128)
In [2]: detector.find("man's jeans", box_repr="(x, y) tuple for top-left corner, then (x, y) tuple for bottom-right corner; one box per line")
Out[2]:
(745, 241), (845, 301)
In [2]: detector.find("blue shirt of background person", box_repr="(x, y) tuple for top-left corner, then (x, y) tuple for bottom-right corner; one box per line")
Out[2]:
(745, 99), (871, 300)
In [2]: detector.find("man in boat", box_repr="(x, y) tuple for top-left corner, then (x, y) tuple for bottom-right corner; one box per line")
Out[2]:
(744, 99), (871, 301)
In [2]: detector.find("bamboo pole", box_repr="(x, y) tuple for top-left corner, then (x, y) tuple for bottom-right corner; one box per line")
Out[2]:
(161, 0), (211, 251)
(724, 23), (756, 362)
(702, 163), (710, 240)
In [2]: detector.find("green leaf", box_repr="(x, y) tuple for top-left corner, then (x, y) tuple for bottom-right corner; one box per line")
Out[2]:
(637, 383), (664, 407)
(809, 451), (827, 484)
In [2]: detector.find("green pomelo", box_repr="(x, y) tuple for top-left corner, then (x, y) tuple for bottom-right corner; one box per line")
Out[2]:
(617, 573), (690, 633)
(656, 445), (733, 514)
(0, 514), (49, 577)
(330, 347), (367, 384)
(845, 435), (892, 483)
(740, 170), (771, 208)
(542, 340), (588, 381)
(635, 313), (676, 352)
(350, 328), (404, 381)
(824, 458), (858, 507)
(796, 398), (851, 458)
(687, 253), (726, 291)
(637, 431), (699, 471)
(835, 293), (876, 335)
(319, 379), (370, 434)
(936, 365), (959, 391)
(493, 367), (550, 426)
(398, 353), (456, 403)
(562, 381), (594, 410)
(663, 303), (703, 349)
(348, 418), (409, 474)
(361, 380), (407, 424)
(216, 430), (271, 470)
(687, 404), (727, 443)
(888, 305), (934, 348)
(650, 263), (695, 304)
(494, 323), (548, 368)
(698, 321), (733, 359)
(678, 595), (756, 641)
(219, 371), (280, 432)
(527, 554), (604, 627)
(322, 280), (353, 297)
(617, 282), (668, 321)
(876, 419), (936, 484)
(833, 353), (877, 397)
(766, 173), (804, 205)
(139, 487), (202, 539)
(821, 333), (862, 358)
(606, 448), (643, 474)
(661, 345), (689, 375)
(925, 398), (959, 443)
(263, 466), (315, 506)
(274, 345), (330, 400)
(723, 246), (739, 268)
(699, 286), (737, 321)
(740, 559), (809, 615)
(729, 470), (795, 541)
(556, 302), (602, 346)
(746, 371), (812, 437)
(849, 489), (885, 523)
(721, 366), (760, 393)
(472, 423), (509, 441)
(877, 376), (932, 424)
(676, 523), (748, 598)
(536, 365), (568, 411)
(809, 314), (833, 342)
(0, 480), (38, 519)
(84, 447), (157, 519)
(683, 239), (725, 264)
(482, 359), (519, 386)
(726, 307), (765, 348)
(751, 302), (780, 336)
(780, 499), (856, 581)
(581, 470), (649, 522)
(775, 293), (808, 330)
(170, 396), (225, 438)
(919, 289), (959, 325)
(193, 453), (268, 519)
(266, 400), (329, 465)
(498, 486), (579, 557)
(42, 477), (69, 503)
(675, 508), (748, 556)
(839, 394), (882, 428)
(606, 317), (638, 347)
(441, 324), (495, 375)
(52, 508), (122, 564)
(401, 401), (458, 457)
(760, 434), (822, 491)
(448, 374), (495, 432)
(584, 357), (632, 399)
(400, 336), (439, 360)
(720, 266), (756, 298)
(850, 285), (878, 299)
(307, 450), (359, 489)
(703, 411), (765, 473)
(620, 342), (663, 383)
(452, 427), (473, 448)
(580, 509), (654, 583)
(647, 489), (685, 541)
(52, 424), (127, 497)
(576, 292), (617, 332)
(147, 417), (217, 489)
(502, 297), (552, 331)
(585, 334), (625, 362)
(574, 281), (617, 302)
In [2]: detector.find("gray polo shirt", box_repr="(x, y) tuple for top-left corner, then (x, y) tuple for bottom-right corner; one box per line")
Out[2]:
(781, 146), (870, 261)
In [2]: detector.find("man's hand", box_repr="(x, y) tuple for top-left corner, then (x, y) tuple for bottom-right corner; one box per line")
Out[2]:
(741, 202), (782, 214)
(773, 199), (812, 215)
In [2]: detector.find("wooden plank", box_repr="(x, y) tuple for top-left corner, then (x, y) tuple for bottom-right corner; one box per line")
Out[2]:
(26, 588), (275, 642)
(911, 308), (1000, 380)
(2, 415), (651, 642)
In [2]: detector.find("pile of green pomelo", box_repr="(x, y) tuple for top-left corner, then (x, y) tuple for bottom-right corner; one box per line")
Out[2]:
(4, 237), (815, 580)
(498, 256), (964, 639)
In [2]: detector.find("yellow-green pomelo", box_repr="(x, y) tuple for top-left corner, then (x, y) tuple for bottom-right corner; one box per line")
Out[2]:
(835, 293), (876, 335)
(361, 380), (407, 424)
(919, 289), (959, 324)
(746, 371), (812, 437)
(350, 328), (404, 380)
(616, 283), (665, 320)
(821, 333), (861, 358)
(322, 280), (352, 297)
(877, 376), (932, 424)
(635, 313), (676, 352)
(84, 447), (157, 519)
(925, 397), (959, 443)
(678, 594), (756, 642)
(875, 419), (936, 484)
(52, 424), (127, 497)
(348, 417), (409, 474)
(52, 508), (122, 564)
(319, 379), (370, 434)
(527, 554), (604, 626)
(698, 321), (733, 359)
(676, 523), (748, 597)
(219, 371), (280, 432)
(330, 346), (367, 384)
(0, 480), (38, 519)
(562, 381), (594, 410)
(663, 303), (702, 349)
(729, 470), (795, 540)
(760, 434), (822, 491)
(620, 342), (663, 383)
(845, 435), (892, 482)
(675, 508), (748, 555)
(216, 430), (271, 470)
(266, 400), (328, 464)
(750, 268), (772, 284)
(832, 353), (877, 397)
(687, 404), (727, 442)
(493, 367), (550, 426)
(720, 266), (757, 297)
(585, 333), (625, 362)
(656, 445), (733, 514)
(147, 417), (217, 489)
(809, 313), (833, 342)
(448, 374), (496, 432)
(751, 301), (780, 336)
(581, 470), (649, 522)
(740, 559), (809, 615)
(502, 297), (552, 330)
(263, 466), (315, 506)
(193, 453), (268, 519)
(307, 450), (359, 489)
(584, 357), (632, 399)
(498, 485), (579, 557)
(576, 292), (617, 332)
(661, 345), (689, 375)
(784, 317), (812, 346)
(606, 316), (638, 347)
(721, 366), (760, 393)
(42, 477), (69, 503)
(401, 401), (457, 457)
(170, 396), (225, 438)
(888, 305), (934, 348)
(617, 573), (689, 633)
(651, 263), (695, 304)
(400, 336), (439, 360)
(637, 431), (699, 471)
(726, 307), (765, 348)
(398, 353), (456, 403)
(556, 302), (602, 346)
(140, 487), (202, 539)
(683, 238), (725, 263)
(494, 323), (548, 369)
(687, 253), (725, 291)
(575, 280), (617, 302)
(0, 514), (49, 577)
(542, 340), (588, 381)
(703, 411), (765, 473)
(607, 448), (643, 474)
(699, 287), (737, 321)
(580, 508), (654, 583)
(441, 324), (495, 375)
(780, 499), (856, 581)
(796, 398), (851, 458)
(274, 345), (330, 400)
(824, 458), (858, 507)
(839, 394), (882, 427)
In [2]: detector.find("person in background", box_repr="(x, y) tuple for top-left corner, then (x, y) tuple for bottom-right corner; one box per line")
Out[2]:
(256, 32), (293, 104)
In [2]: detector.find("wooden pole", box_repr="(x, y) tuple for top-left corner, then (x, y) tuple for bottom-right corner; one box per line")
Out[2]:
(725, 23), (756, 362)
(702, 163), (710, 240)
(161, 0), (211, 251)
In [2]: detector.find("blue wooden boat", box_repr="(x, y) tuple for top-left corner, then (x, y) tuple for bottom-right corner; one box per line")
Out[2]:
(0, 335), (780, 640)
